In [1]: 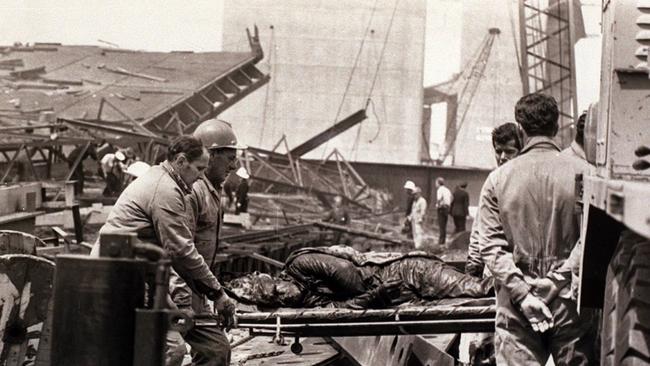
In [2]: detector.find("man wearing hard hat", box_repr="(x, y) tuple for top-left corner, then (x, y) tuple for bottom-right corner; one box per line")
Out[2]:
(167, 119), (246, 366)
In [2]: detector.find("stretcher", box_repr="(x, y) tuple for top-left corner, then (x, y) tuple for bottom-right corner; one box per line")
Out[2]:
(227, 298), (496, 354)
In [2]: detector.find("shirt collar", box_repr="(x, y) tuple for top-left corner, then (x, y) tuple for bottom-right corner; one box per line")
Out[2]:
(520, 136), (561, 155)
(161, 160), (192, 195)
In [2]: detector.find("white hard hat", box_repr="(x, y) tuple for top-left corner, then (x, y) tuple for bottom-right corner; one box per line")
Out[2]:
(125, 161), (151, 178)
(115, 151), (126, 162)
(403, 180), (416, 191)
(236, 167), (250, 179)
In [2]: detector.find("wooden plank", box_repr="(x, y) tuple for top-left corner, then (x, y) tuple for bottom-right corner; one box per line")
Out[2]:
(312, 221), (407, 246)
(101, 65), (168, 82)
(42, 78), (83, 86)
(10, 66), (46, 79)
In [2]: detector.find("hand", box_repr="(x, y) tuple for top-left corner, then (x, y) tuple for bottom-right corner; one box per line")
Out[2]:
(177, 305), (195, 318)
(519, 293), (554, 333)
(528, 277), (559, 304)
(214, 293), (236, 330)
(370, 280), (402, 307)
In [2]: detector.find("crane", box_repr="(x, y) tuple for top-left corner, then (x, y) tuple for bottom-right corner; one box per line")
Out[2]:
(423, 28), (501, 164)
(518, 0), (585, 147)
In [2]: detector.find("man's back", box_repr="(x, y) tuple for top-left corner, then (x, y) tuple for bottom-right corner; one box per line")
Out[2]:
(101, 164), (184, 242)
(450, 188), (469, 217)
(437, 185), (452, 207)
(485, 137), (586, 277)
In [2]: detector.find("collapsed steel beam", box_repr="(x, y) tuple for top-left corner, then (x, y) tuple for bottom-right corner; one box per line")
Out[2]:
(220, 223), (315, 243)
(313, 221), (408, 246)
(252, 176), (372, 212)
(289, 109), (367, 158)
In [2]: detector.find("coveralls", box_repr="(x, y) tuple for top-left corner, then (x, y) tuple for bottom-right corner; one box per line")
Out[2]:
(409, 196), (427, 249)
(478, 136), (594, 365)
(168, 175), (231, 366)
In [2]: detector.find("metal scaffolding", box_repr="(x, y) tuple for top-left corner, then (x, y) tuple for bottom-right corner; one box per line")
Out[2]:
(518, 0), (582, 147)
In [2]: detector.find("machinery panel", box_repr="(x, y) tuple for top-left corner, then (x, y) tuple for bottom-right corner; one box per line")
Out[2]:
(597, 1), (650, 179)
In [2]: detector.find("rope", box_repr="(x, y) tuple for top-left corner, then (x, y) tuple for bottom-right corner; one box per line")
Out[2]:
(346, 0), (400, 160)
(365, 0), (400, 103)
(367, 98), (383, 144)
(321, 0), (379, 159)
(259, 26), (275, 146)
(508, 0), (523, 78)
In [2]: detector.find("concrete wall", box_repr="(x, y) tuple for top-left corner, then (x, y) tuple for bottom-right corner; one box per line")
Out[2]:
(450, 0), (523, 169)
(221, 0), (426, 165)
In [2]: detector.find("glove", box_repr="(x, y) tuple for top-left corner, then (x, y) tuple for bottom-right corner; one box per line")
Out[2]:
(368, 280), (402, 308)
(213, 293), (236, 330)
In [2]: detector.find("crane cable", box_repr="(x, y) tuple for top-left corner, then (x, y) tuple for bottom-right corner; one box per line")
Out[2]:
(259, 26), (275, 146)
(321, 0), (379, 160)
(351, 0), (400, 157)
(365, 0), (400, 105)
(508, 0), (523, 76)
(440, 32), (499, 162)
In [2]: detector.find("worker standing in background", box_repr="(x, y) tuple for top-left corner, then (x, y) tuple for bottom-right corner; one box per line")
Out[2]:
(409, 186), (427, 249)
(450, 182), (469, 233)
(100, 150), (127, 196)
(166, 119), (246, 366)
(466, 122), (523, 277)
(324, 195), (351, 245)
(561, 112), (588, 163)
(402, 180), (416, 237)
(478, 93), (594, 365)
(222, 175), (236, 209)
(435, 177), (452, 245)
(462, 122), (523, 366)
(235, 167), (250, 214)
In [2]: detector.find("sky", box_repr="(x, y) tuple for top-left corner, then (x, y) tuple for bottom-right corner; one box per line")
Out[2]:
(1, 0), (602, 111)
(0, 0), (225, 52)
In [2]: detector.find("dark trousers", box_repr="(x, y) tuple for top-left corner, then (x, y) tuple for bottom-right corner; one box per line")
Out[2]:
(166, 295), (231, 366)
(235, 199), (248, 214)
(166, 323), (231, 366)
(452, 215), (466, 233)
(437, 206), (449, 244)
(103, 172), (122, 197)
